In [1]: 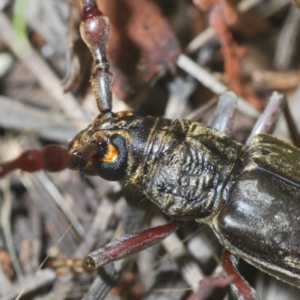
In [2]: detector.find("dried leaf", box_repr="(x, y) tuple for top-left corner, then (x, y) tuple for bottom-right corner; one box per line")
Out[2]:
(209, 2), (264, 110)
(97, 0), (181, 100)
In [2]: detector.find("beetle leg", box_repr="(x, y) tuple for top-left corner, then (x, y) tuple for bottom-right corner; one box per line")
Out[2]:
(246, 92), (285, 144)
(86, 220), (183, 269)
(208, 91), (237, 135)
(222, 249), (259, 300)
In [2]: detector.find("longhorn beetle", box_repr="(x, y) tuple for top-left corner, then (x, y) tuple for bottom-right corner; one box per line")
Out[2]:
(1, 1), (300, 299)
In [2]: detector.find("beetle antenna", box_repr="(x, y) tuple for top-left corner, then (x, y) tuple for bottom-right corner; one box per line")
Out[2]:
(80, 0), (113, 115)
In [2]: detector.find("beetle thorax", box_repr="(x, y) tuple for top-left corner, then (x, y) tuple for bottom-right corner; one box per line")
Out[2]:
(136, 118), (241, 221)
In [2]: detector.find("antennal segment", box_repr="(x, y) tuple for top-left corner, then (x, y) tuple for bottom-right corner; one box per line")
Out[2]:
(80, 0), (113, 115)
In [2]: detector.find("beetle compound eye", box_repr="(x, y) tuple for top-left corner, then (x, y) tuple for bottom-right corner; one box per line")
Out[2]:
(92, 134), (128, 181)
(100, 143), (119, 163)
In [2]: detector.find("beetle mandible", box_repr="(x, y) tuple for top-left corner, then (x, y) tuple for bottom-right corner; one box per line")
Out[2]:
(1, 1), (300, 299)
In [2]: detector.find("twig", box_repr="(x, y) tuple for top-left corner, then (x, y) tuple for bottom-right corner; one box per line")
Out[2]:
(0, 12), (88, 130)
(177, 54), (259, 118)
(0, 96), (78, 142)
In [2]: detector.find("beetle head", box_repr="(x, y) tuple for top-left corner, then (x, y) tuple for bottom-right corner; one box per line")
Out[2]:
(68, 111), (156, 181)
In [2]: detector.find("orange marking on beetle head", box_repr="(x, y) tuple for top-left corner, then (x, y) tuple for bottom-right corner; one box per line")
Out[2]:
(101, 144), (118, 163)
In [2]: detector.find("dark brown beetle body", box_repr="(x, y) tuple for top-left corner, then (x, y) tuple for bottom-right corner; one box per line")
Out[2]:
(215, 135), (300, 287)
(69, 110), (300, 288)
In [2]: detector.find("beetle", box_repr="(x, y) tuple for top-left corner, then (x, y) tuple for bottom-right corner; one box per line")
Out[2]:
(1, 1), (300, 299)
(67, 93), (300, 299)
